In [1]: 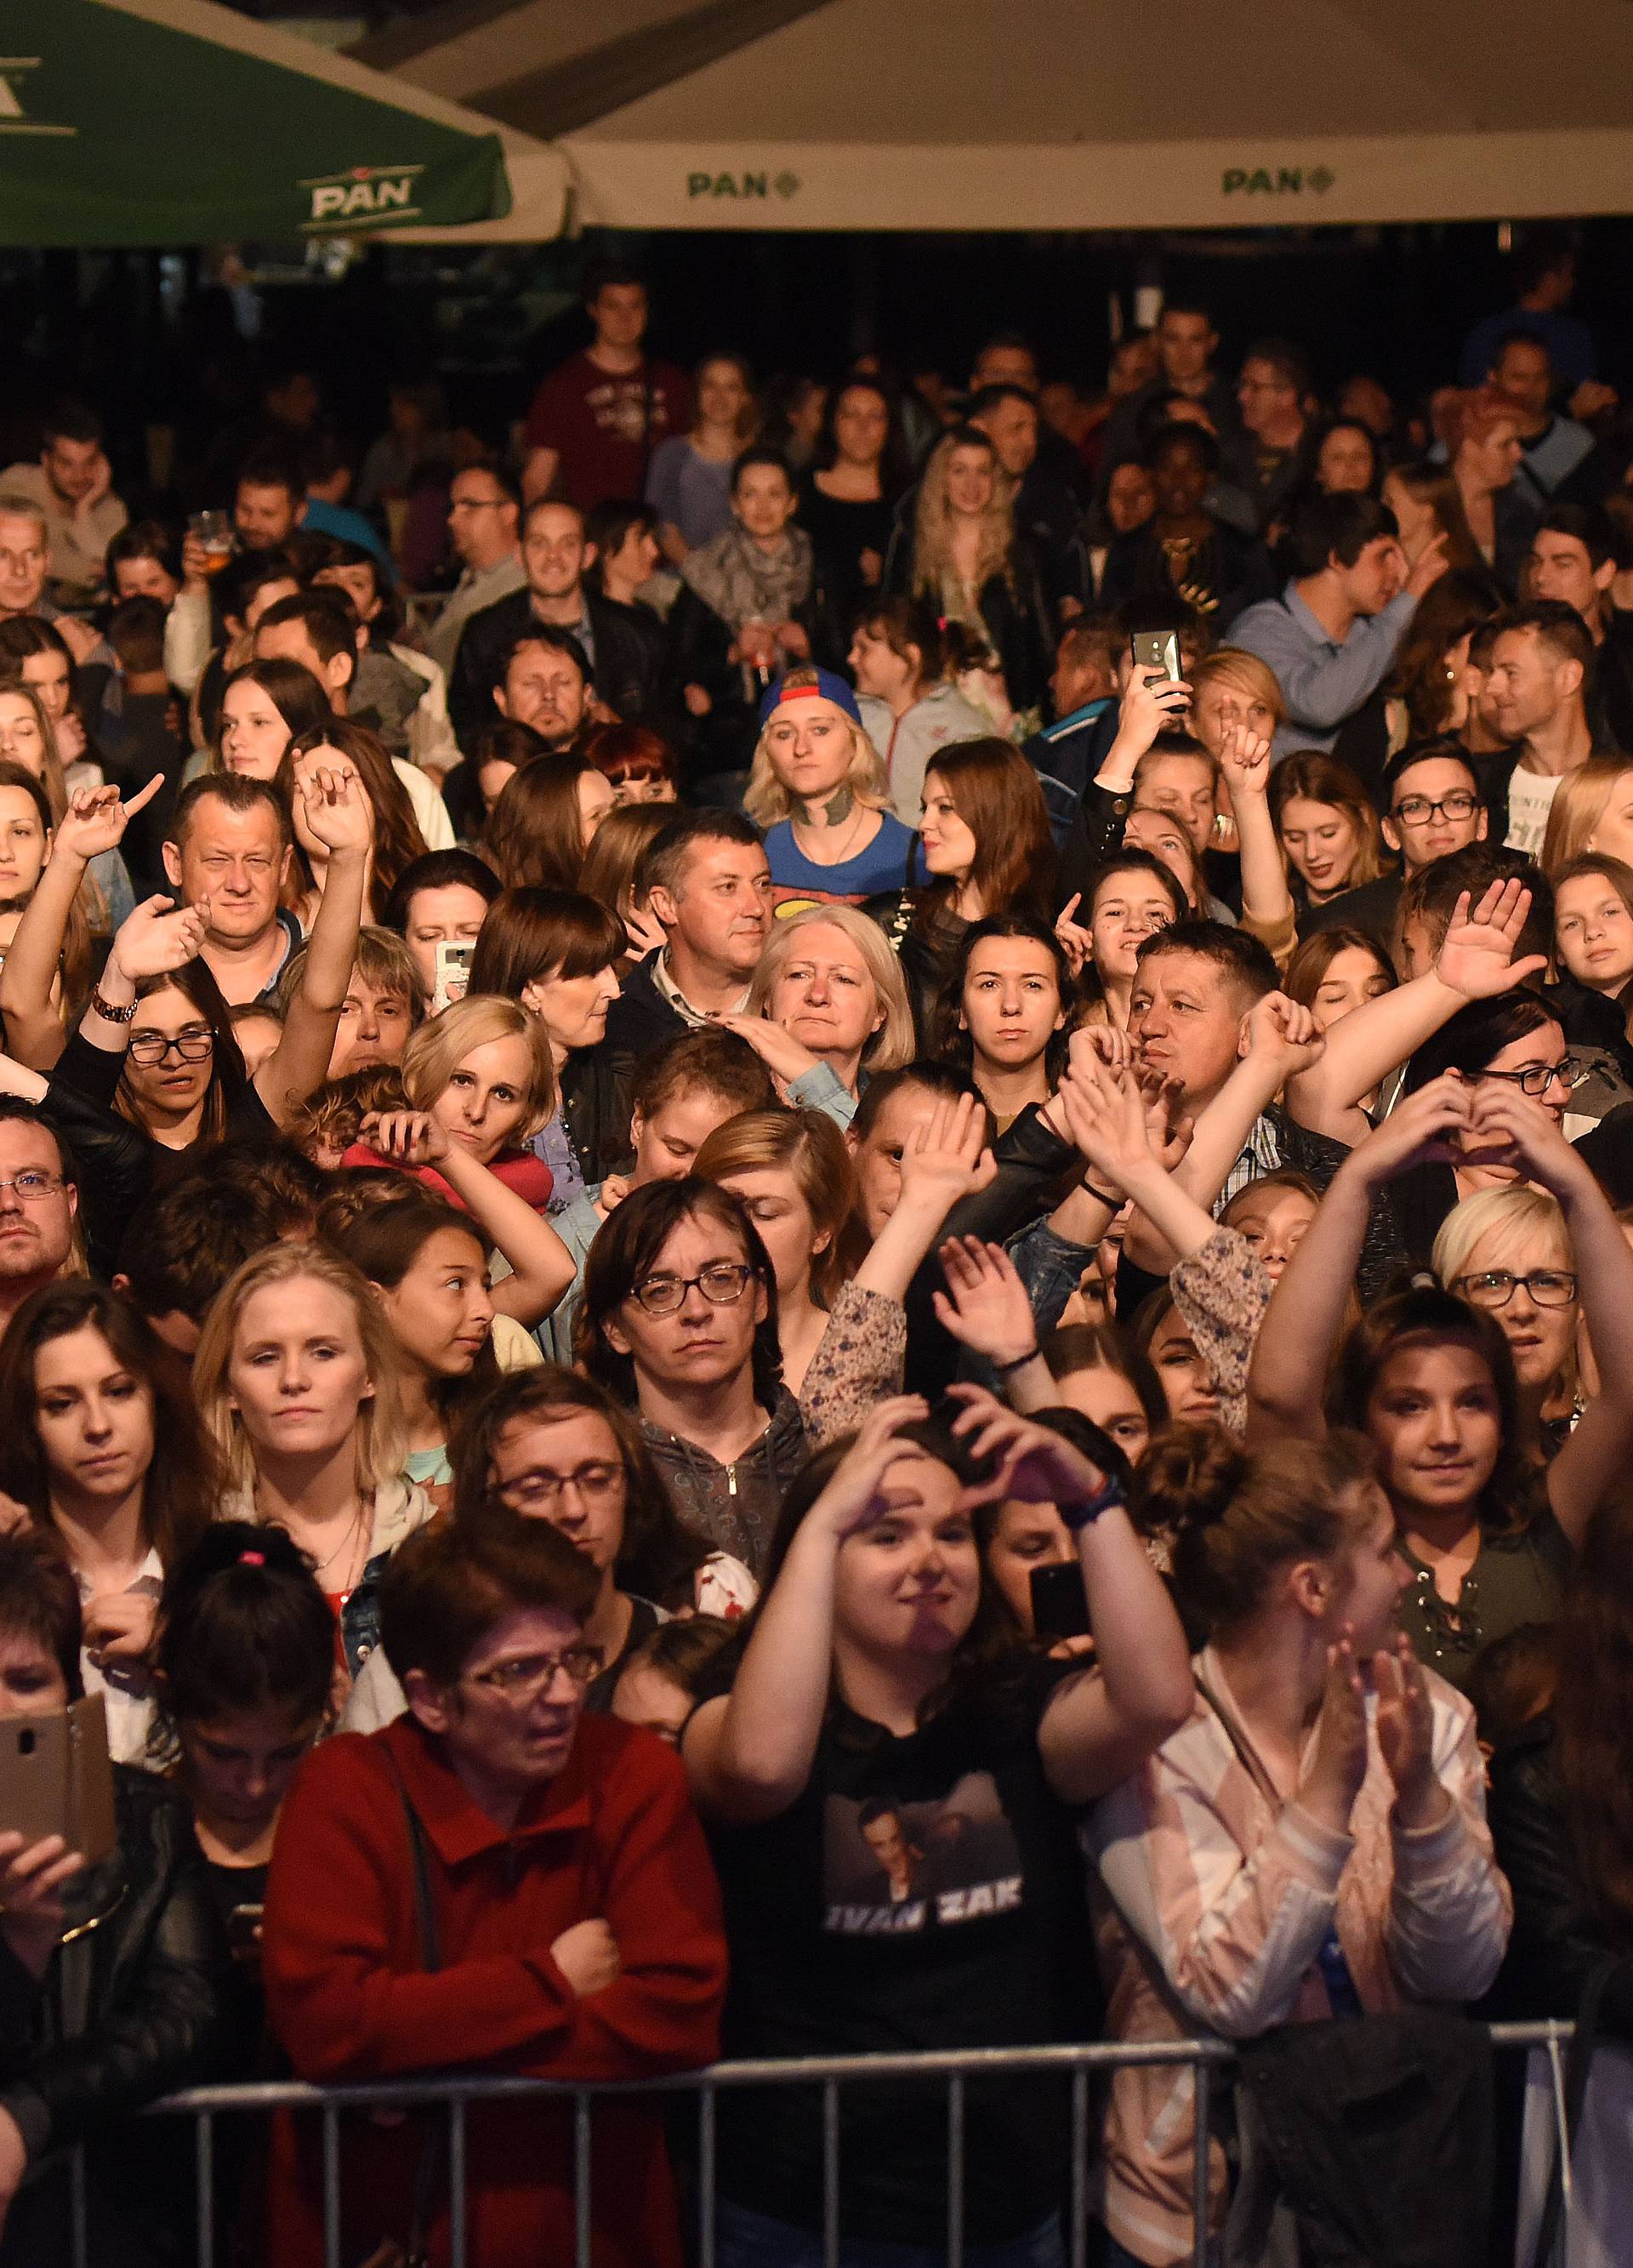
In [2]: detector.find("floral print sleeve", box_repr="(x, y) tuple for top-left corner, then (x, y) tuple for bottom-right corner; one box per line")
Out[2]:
(799, 1280), (908, 1448)
(1171, 1226), (1274, 1439)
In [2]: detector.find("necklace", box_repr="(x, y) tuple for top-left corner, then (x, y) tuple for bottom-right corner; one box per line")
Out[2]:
(794, 797), (869, 868)
(303, 1500), (368, 1585)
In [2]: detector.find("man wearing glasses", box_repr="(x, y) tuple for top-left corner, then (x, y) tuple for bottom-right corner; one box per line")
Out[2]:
(1304, 741), (1488, 949)
(0, 1099), (77, 1331)
(424, 464), (524, 676)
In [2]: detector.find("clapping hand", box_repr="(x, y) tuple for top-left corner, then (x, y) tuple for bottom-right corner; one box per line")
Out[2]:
(809, 1396), (934, 1541)
(1295, 1630), (1370, 1834)
(1245, 989), (1326, 1082)
(1371, 1634), (1444, 1824)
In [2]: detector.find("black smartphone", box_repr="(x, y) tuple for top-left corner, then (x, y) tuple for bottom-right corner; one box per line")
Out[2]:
(1129, 630), (1183, 683)
(1030, 1561), (1092, 1642)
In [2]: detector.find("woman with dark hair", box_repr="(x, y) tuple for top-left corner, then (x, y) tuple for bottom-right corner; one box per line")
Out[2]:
(849, 594), (990, 826)
(206, 658), (332, 784)
(799, 373), (907, 627)
(1098, 422), (1274, 633)
(1249, 1077), (1633, 1685)
(378, 845), (502, 992)
(0, 1279), (220, 1758)
(150, 1520), (333, 1987)
(0, 614), (98, 780)
(280, 720), (429, 926)
(1385, 567), (1505, 746)
(935, 913), (1077, 1128)
(467, 885), (633, 1194)
(584, 501), (663, 609)
(576, 802), (671, 964)
(1086, 1425), (1508, 2268)
(444, 719), (548, 844)
(482, 751), (613, 892)
(866, 738), (1058, 1042)
(0, 1528), (230, 2265)
(1269, 749), (1391, 920)
(647, 353), (758, 561)
(684, 1391), (1191, 2266)
(1054, 850), (1187, 1029)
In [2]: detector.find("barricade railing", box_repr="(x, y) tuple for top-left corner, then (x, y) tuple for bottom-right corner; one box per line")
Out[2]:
(57, 2020), (1576, 2268)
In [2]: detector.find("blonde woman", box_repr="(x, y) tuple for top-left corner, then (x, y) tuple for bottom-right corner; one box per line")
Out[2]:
(744, 667), (919, 908)
(1186, 647), (1286, 765)
(898, 423), (1055, 716)
(364, 992), (559, 1217)
(716, 899), (916, 1129)
(1540, 754), (1633, 874)
(191, 1241), (434, 1679)
(1433, 1183), (1582, 1464)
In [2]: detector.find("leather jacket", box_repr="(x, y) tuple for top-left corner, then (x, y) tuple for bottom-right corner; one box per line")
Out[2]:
(1487, 1715), (1633, 2034)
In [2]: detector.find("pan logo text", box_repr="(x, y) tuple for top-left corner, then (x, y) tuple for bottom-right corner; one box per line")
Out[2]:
(686, 170), (802, 202)
(1221, 165), (1336, 198)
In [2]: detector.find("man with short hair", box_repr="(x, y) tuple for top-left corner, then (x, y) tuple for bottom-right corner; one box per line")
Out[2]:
(450, 496), (663, 748)
(0, 1103), (77, 1329)
(1490, 332), (1595, 510)
(605, 810), (773, 1063)
(162, 774), (300, 1006)
(1527, 504), (1633, 752)
(492, 627), (592, 750)
(1023, 618), (1120, 823)
(0, 495), (101, 667)
(522, 262), (691, 510)
(424, 465), (525, 675)
(232, 449), (303, 553)
(1460, 228), (1599, 391)
(1482, 601), (1602, 855)
(1099, 301), (1239, 474)
(1, 402), (126, 606)
(1224, 339), (1313, 533)
(1232, 492), (1448, 770)
(1303, 740), (1488, 947)
(253, 592), (456, 849)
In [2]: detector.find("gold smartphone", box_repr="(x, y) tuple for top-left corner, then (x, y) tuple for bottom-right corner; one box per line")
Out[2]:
(0, 1694), (117, 1866)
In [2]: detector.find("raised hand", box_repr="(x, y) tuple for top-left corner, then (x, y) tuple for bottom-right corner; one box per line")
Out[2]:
(53, 776), (164, 867)
(1245, 989), (1327, 1081)
(947, 1383), (1112, 1513)
(109, 893), (208, 983)
(361, 1109), (450, 1168)
(1435, 880), (1549, 1001)
(1052, 1059), (1157, 1196)
(930, 1236), (1039, 1366)
(295, 754), (373, 858)
(1372, 1636), (1446, 1825)
(1054, 892), (1095, 981)
(896, 1091), (997, 1213)
(1113, 666), (1192, 763)
(1295, 1631), (1370, 1833)
(1350, 1072), (1473, 1184)
(809, 1395), (933, 1541)
(1215, 715), (1272, 802)
(714, 1012), (822, 1089)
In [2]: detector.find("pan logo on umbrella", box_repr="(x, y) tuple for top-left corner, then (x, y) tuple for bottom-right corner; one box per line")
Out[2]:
(300, 162), (426, 228)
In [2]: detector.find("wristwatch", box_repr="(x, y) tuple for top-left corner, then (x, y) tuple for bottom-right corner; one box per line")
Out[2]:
(88, 984), (136, 1024)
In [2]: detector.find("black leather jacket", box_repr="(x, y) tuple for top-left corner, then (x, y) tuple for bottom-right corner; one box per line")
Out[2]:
(0, 1767), (233, 2174)
(1487, 1715), (1633, 2033)
(448, 587), (669, 750)
(559, 1036), (636, 1187)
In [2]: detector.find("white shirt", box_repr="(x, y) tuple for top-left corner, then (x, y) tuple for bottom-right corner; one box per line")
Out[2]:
(1505, 766), (1562, 858)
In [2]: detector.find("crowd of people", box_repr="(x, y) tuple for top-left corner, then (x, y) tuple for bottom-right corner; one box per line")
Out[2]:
(5, 226), (1633, 2265)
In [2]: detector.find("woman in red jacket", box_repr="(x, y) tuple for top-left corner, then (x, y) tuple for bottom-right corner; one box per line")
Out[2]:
(260, 1505), (728, 2268)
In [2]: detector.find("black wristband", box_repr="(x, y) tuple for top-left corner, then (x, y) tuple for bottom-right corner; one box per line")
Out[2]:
(992, 1347), (1041, 1377)
(1084, 1182), (1122, 1211)
(1059, 1477), (1127, 1533)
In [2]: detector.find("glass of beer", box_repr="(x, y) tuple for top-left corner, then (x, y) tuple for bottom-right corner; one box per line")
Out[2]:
(188, 510), (234, 576)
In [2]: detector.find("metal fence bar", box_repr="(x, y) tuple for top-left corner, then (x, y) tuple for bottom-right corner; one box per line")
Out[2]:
(1545, 2029), (1575, 2216)
(697, 2081), (717, 2268)
(946, 2071), (965, 2268)
(822, 2077), (840, 2268)
(574, 2089), (593, 2268)
(194, 2110), (213, 2268)
(1190, 2053), (1211, 2268)
(1069, 2066), (1090, 2268)
(70, 2141), (87, 2268)
(321, 2100), (341, 2268)
(449, 2095), (468, 2268)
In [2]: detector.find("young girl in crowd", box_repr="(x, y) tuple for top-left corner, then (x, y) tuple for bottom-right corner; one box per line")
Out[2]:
(208, 659), (332, 782)
(800, 374), (905, 627)
(0, 759), (94, 1031)
(1055, 852), (1187, 1029)
(1540, 753), (1633, 872)
(0, 1281), (219, 1758)
(646, 351), (757, 561)
(683, 1390), (1191, 2266)
(576, 802), (671, 964)
(1283, 926), (1398, 1030)
(483, 752), (615, 892)
(466, 886), (630, 1195)
(282, 721), (428, 926)
(191, 1240), (435, 1679)
(744, 668), (919, 905)
(1249, 1078), (1633, 1683)
(1551, 852), (1633, 1043)
(849, 595), (990, 826)
(1088, 1426), (1510, 2268)
(1270, 750), (1390, 920)
(582, 721), (680, 806)
(901, 424), (1055, 717)
(937, 914), (1076, 1128)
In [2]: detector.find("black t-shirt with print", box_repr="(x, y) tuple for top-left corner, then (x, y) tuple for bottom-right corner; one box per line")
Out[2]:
(707, 1661), (1096, 2244)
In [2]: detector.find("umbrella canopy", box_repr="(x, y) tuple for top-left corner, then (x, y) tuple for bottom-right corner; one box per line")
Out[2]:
(361, 0), (1633, 230)
(0, 0), (566, 244)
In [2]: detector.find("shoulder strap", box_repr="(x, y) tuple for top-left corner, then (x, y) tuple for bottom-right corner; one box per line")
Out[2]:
(1193, 1668), (1285, 1815)
(383, 1746), (441, 1974)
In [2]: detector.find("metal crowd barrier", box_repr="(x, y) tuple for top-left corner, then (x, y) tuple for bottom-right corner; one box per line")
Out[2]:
(58, 2021), (1577, 2268)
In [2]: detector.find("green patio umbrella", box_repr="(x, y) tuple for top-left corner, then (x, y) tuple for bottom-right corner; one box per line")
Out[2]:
(0, 0), (553, 245)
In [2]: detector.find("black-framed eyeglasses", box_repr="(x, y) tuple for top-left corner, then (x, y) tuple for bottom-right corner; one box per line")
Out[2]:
(128, 1027), (214, 1068)
(497, 1462), (624, 1510)
(1453, 1268), (1579, 1310)
(1392, 790), (1480, 826)
(630, 1262), (754, 1317)
(465, 1646), (604, 1701)
(1478, 1056), (1589, 1097)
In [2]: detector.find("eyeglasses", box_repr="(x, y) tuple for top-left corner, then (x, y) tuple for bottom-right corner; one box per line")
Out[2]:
(1392, 791), (1480, 826)
(0, 1170), (62, 1204)
(1453, 1268), (1579, 1309)
(497, 1462), (623, 1511)
(465, 1646), (603, 1701)
(629, 1262), (754, 1317)
(1478, 1056), (1589, 1097)
(128, 1027), (214, 1068)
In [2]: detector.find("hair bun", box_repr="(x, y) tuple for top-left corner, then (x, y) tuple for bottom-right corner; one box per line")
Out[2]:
(1134, 1422), (1243, 1539)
